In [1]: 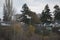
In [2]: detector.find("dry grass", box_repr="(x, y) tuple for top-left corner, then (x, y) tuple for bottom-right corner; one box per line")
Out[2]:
(0, 22), (60, 40)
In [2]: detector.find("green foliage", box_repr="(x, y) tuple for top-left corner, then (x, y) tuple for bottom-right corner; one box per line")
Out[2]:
(54, 5), (60, 20)
(41, 4), (52, 23)
(21, 3), (31, 24)
(21, 3), (30, 15)
(21, 3), (41, 24)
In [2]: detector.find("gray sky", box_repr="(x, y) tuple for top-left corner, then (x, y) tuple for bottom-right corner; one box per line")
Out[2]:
(0, 0), (60, 19)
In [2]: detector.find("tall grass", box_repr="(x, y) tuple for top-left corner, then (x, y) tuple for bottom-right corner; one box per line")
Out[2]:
(0, 22), (60, 40)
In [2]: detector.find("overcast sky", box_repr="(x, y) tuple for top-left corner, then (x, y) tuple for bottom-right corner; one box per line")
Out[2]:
(0, 0), (60, 19)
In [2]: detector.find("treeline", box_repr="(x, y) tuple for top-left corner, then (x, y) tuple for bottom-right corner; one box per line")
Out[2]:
(3, 0), (60, 24)
(19, 3), (60, 24)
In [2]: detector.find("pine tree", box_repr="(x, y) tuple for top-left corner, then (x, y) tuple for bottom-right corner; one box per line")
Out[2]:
(54, 5), (60, 20)
(21, 3), (31, 24)
(21, 3), (40, 24)
(41, 4), (52, 23)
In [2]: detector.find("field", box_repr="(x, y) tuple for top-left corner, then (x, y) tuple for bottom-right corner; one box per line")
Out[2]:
(0, 22), (60, 40)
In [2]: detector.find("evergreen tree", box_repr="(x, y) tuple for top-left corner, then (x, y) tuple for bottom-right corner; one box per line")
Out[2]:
(54, 5), (60, 20)
(21, 3), (31, 24)
(41, 4), (52, 23)
(21, 3), (40, 24)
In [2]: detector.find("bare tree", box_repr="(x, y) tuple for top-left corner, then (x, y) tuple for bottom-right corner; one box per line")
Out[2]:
(3, 0), (14, 22)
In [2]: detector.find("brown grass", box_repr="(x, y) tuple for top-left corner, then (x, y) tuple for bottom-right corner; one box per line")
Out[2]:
(0, 22), (60, 40)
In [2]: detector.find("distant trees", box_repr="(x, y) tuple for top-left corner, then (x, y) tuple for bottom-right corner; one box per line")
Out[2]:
(21, 4), (60, 24)
(41, 4), (52, 23)
(40, 4), (60, 24)
(21, 3), (40, 24)
(3, 0), (60, 23)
